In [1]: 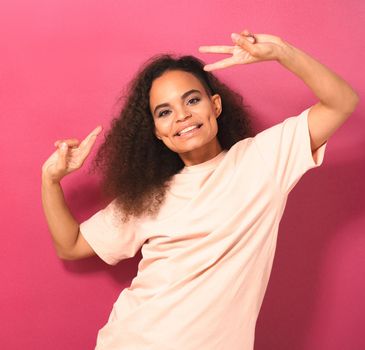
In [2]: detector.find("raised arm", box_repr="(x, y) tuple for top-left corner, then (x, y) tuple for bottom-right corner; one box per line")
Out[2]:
(41, 126), (102, 260)
(198, 29), (359, 152)
(275, 40), (359, 152)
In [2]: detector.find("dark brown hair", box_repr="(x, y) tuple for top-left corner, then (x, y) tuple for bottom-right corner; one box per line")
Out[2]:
(90, 54), (254, 223)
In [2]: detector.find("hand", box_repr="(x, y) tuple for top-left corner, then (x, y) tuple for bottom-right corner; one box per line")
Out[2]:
(198, 29), (286, 71)
(42, 125), (103, 183)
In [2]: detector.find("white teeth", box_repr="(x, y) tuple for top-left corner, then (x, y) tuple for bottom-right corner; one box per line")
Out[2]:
(178, 125), (200, 136)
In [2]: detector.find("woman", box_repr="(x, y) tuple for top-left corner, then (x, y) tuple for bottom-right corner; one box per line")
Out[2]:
(41, 29), (359, 349)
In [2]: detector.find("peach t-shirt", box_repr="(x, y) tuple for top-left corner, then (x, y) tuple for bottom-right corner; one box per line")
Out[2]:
(80, 106), (327, 350)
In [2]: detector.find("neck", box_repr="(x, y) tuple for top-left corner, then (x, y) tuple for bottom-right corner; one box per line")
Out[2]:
(179, 138), (222, 167)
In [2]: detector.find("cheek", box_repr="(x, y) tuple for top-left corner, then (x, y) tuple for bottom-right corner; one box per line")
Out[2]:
(154, 122), (163, 137)
(155, 120), (173, 137)
(204, 103), (217, 119)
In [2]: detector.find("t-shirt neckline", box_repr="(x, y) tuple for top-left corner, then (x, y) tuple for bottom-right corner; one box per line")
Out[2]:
(178, 149), (228, 174)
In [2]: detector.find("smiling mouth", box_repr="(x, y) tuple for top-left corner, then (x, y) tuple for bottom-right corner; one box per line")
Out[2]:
(174, 124), (203, 137)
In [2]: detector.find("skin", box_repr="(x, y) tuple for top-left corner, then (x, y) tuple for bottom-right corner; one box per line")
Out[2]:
(149, 70), (223, 167)
(41, 28), (358, 260)
(199, 29), (359, 153)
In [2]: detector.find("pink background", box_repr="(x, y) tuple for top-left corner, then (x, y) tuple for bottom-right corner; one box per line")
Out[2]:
(1, 0), (364, 349)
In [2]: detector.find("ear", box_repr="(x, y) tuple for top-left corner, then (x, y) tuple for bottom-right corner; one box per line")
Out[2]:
(212, 94), (222, 118)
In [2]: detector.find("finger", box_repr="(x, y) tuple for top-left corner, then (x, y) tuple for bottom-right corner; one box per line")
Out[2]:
(54, 139), (80, 148)
(57, 142), (68, 170)
(79, 125), (103, 148)
(244, 34), (257, 44)
(241, 29), (250, 36)
(78, 125), (103, 160)
(240, 29), (256, 41)
(78, 132), (99, 162)
(203, 57), (239, 72)
(198, 45), (234, 54)
(231, 33), (255, 47)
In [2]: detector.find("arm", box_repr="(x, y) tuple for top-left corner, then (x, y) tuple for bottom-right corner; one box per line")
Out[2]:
(41, 126), (102, 260)
(199, 29), (360, 152)
(276, 41), (360, 152)
(41, 175), (95, 260)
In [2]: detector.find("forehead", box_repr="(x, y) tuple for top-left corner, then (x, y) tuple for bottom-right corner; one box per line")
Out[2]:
(149, 70), (205, 105)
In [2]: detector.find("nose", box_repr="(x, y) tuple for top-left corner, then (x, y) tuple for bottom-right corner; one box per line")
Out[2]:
(176, 106), (192, 122)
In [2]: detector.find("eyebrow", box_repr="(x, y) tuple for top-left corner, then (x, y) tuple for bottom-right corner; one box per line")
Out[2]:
(153, 89), (202, 115)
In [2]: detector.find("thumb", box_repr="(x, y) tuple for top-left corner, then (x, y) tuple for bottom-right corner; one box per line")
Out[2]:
(247, 36), (256, 43)
(231, 32), (255, 46)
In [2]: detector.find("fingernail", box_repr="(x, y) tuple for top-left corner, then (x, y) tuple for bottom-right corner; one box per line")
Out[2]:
(231, 33), (241, 41)
(61, 142), (68, 150)
(248, 36), (255, 43)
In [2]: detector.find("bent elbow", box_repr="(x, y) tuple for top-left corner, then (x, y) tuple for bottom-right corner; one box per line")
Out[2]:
(338, 89), (360, 116)
(56, 248), (77, 261)
(348, 91), (360, 113)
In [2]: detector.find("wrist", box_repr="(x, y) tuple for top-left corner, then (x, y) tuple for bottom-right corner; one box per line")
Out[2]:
(42, 173), (61, 186)
(275, 38), (296, 64)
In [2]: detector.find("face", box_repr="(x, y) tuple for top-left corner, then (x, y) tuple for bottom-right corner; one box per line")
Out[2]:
(149, 70), (223, 166)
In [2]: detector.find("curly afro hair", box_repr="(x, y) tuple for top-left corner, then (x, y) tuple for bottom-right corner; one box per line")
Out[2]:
(90, 53), (254, 223)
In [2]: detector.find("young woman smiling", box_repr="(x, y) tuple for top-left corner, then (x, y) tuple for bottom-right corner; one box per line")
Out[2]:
(41, 29), (358, 349)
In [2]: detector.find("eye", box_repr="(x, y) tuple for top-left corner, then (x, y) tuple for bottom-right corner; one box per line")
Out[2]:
(188, 97), (200, 105)
(157, 97), (200, 118)
(158, 109), (171, 117)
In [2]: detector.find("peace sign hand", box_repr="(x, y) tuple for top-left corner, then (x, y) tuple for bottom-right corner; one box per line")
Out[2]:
(198, 29), (286, 71)
(42, 125), (103, 184)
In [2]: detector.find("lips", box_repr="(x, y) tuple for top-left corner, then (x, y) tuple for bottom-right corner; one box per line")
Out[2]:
(174, 123), (203, 136)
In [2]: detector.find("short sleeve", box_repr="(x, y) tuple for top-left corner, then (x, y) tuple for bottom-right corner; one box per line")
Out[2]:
(252, 107), (327, 195)
(79, 199), (145, 265)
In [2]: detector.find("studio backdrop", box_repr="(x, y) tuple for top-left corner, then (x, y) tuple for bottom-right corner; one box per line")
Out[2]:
(1, 0), (364, 349)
